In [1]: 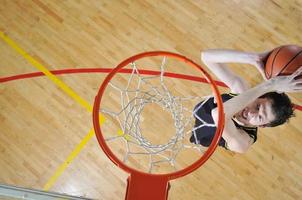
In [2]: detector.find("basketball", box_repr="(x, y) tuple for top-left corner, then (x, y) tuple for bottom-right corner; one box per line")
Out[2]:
(265, 45), (302, 79)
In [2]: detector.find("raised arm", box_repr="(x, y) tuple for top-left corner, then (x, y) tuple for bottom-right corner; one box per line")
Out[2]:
(201, 49), (269, 93)
(211, 66), (302, 153)
(211, 79), (274, 153)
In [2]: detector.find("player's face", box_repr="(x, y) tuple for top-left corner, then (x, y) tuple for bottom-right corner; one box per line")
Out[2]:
(235, 98), (276, 127)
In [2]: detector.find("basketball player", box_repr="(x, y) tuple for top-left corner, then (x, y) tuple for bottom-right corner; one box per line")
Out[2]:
(190, 49), (302, 153)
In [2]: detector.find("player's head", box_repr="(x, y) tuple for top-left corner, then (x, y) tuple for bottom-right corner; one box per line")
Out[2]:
(235, 92), (294, 127)
(259, 92), (294, 127)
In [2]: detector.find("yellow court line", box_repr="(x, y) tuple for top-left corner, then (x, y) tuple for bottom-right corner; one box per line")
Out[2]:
(43, 128), (95, 191)
(0, 31), (94, 113)
(0, 31), (105, 190)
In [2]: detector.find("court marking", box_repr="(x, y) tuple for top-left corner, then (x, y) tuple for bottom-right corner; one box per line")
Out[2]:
(1, 68), (301, 111)
(43, 128), (95, 191)
(0, 31), (94, 113)
(0, 31), (104, 191)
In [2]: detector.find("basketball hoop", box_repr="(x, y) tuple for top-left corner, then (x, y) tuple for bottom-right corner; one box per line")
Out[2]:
(93, 51), (224, 200)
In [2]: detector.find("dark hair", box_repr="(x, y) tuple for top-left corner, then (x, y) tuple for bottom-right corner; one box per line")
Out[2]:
(259, 92), (295, 127)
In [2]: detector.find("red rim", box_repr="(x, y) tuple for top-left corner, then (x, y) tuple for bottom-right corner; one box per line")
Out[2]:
(93, 51), (225, 180)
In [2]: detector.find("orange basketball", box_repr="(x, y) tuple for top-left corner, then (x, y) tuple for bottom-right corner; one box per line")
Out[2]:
(265, 45), (302, 79)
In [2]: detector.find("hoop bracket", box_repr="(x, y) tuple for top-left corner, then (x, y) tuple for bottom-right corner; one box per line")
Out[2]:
(125, 173), (170, 200)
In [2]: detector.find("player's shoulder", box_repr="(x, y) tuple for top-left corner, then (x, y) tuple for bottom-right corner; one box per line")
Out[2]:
(229, 77), (251, 94)
(221, 92), (237, 101)
(232, 118), (258, 143)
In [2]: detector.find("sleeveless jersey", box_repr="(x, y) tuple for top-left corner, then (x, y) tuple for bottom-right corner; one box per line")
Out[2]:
(190, 93), (258, 149)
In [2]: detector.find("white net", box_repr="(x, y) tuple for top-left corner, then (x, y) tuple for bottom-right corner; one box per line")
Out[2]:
(99, 56), (218, 174)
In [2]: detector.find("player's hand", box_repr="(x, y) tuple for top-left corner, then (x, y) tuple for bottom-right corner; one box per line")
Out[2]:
(253, 51), (271, 80)
(269, 66), (302, 93)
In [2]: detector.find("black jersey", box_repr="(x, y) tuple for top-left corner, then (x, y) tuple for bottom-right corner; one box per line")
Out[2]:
(190, 93), (257, 149)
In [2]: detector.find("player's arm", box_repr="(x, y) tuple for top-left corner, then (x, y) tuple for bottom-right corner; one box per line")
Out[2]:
(220, 120), (254, 153)
(201, 49), (269, 93)
(212, 80), (274, 153)
(212, 67), (302, 153)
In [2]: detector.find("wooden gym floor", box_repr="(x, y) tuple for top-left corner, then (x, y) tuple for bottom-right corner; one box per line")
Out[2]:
(0, 0), (302, 199)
